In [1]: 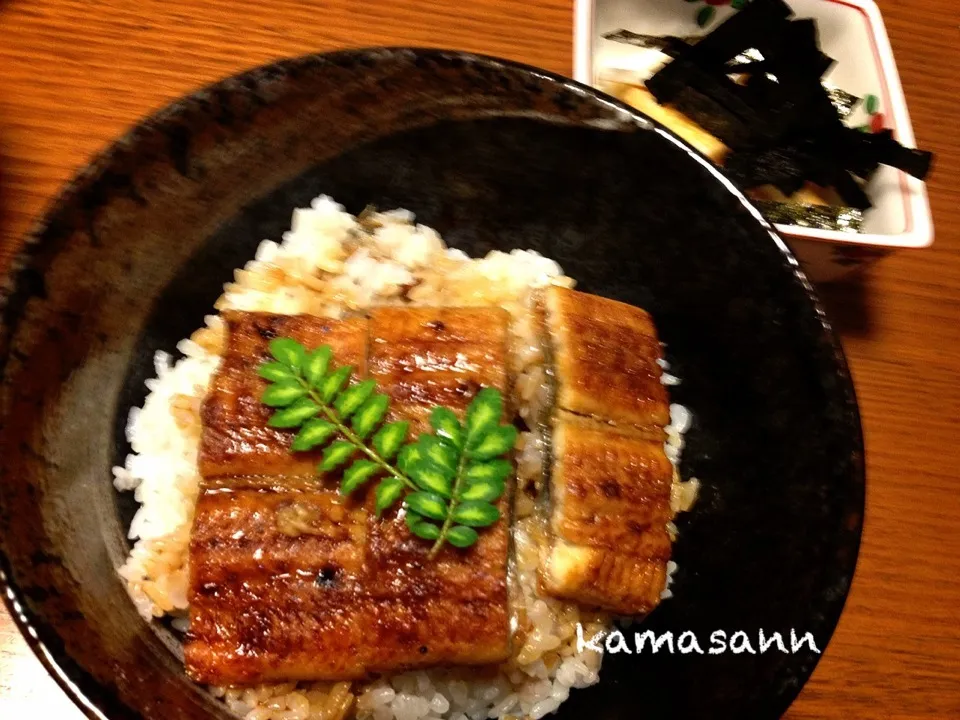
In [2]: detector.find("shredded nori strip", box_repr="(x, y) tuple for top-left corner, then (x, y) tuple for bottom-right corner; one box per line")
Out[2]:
(642, 0), (933, 209)
(753, 201), (863, 232)
(603, 31), (862, 120)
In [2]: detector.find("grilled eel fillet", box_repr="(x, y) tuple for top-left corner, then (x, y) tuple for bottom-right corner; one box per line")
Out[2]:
(186, 308), (512, 685)
(198, 313), (368, 479)
(537, 286), (675, 615)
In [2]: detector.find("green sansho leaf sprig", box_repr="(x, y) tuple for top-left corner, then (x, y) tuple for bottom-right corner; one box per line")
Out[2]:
(259, 337), (516, 558)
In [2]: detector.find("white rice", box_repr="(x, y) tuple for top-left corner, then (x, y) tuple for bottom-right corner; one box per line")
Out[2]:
(113, 196), (695, 720)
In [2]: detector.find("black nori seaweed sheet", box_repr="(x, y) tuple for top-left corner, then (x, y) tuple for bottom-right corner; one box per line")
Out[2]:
(644, 0), (933, 209)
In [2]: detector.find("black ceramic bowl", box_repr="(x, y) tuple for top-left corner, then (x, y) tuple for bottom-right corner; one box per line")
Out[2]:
(0, 49), (863, 720)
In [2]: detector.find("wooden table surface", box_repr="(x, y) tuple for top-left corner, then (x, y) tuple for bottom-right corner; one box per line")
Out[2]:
(1, 0), (958, 718)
